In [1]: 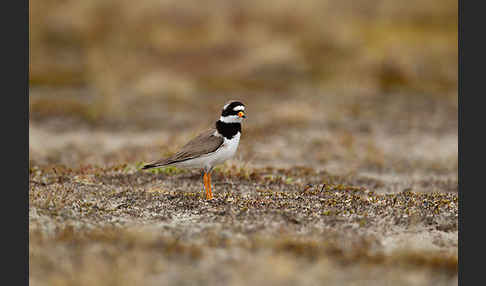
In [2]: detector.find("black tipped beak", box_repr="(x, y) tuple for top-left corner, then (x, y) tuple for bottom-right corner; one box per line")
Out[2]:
(238, 111), (247, 119)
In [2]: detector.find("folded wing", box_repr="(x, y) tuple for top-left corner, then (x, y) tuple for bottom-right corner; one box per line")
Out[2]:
(142, 129), (224, 169)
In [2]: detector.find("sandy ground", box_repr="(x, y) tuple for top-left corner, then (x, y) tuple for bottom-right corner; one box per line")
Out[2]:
(29, 86), (457, 286)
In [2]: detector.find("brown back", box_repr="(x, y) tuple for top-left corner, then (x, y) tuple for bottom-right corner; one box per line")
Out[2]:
(151, 128), (224, 166)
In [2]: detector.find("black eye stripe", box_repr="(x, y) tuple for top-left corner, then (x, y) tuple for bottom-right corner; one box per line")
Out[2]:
(222, 109), (242, 116)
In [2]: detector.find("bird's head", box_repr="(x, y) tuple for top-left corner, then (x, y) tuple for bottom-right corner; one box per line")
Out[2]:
(220, 101), (246, 123)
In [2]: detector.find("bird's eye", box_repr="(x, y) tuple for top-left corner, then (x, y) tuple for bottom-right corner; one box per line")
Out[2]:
(238, 111), (245, 118)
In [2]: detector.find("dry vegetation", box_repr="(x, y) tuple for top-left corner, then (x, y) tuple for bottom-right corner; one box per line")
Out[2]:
(30, 0), (457, 285)
(30, 164), (457, 286)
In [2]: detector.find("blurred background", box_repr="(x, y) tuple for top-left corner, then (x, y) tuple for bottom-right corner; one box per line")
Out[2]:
(29, 0), (457, 181)
(29, 1), (458, 285)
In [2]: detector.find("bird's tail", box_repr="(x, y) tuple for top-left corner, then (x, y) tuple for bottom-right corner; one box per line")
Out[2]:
(142, 159), (171, 170)
(142, 164), (157, 170)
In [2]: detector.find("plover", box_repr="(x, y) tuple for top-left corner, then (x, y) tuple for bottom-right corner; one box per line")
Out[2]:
(142, 101), (246, 200)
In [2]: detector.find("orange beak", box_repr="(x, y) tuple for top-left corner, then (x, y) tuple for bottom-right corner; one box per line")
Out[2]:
(238, 111), (246, 118)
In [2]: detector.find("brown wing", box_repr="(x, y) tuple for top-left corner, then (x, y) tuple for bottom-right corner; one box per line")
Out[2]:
(143, 128), (223, 169)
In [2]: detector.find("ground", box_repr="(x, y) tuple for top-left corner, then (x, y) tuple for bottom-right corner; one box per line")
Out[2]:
(29, 88), (457, 286)
(29, 1), (457, 285)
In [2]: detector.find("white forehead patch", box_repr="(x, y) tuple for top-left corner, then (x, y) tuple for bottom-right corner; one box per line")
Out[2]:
(233, 106), (245, 111)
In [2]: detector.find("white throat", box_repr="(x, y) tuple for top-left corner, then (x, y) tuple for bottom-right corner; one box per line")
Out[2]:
(219, 115), (242, 123)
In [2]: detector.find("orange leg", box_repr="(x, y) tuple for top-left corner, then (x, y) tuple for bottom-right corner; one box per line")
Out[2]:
(207, 172), (213, 199)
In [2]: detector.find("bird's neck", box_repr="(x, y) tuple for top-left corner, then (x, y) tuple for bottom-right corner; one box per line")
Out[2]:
(216, 120), (241, 139)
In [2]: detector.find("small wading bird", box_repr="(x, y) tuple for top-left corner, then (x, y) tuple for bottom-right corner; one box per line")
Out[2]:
(142, 101), (246, 200)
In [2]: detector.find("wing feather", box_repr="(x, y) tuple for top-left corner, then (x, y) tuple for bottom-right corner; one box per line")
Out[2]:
(143, 129), (223, 169)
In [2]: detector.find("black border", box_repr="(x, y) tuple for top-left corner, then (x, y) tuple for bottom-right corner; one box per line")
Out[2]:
(459, 0), (483, 284)
(6, 0), (29, 284)
(457, 0), (464, 285)
(458, 0), (462, 283)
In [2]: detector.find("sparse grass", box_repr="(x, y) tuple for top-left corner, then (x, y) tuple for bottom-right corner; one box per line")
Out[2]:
(144, 165), (187, 175)
(29, 172), (458, 284)
(29, 88), (457, 286)
(29, 159), (457, 285)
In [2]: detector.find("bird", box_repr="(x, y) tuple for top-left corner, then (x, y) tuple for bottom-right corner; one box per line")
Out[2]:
(142, 100), (246, 200)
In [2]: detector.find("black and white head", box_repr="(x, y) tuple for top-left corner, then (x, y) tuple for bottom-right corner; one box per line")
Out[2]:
(219, 101), (246, 123)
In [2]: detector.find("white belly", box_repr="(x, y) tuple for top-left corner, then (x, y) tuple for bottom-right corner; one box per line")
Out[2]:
(175, 133), (241, 170)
